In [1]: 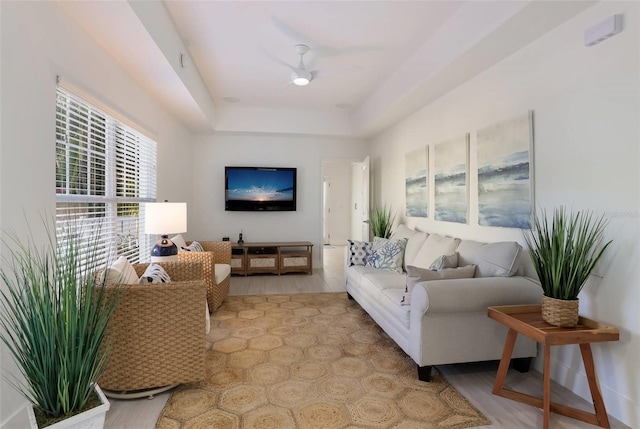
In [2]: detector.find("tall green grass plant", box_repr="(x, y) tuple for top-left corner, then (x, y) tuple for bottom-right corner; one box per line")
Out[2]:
(0, 220), (119, 424)
(524, 206), (612, 300)
(370, 205), (396, 239)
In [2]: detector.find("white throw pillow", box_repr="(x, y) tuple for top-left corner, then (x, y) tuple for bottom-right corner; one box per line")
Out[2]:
(138, 263), (172, 284)
(103, 256), (139, 285)
(171, 234), (188, 250)
(401, 264), (476, 305)
(182, 241), (204, 252)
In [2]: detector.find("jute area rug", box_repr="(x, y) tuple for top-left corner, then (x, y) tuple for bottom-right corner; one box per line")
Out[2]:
(156, 292), (490, 429)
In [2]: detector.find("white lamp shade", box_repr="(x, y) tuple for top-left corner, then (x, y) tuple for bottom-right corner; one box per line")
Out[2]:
(145, 202), (187, 235)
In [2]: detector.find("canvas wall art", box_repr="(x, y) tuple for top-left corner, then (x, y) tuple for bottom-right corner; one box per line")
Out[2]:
(477, 112), (534, 228)
(434, 134), (469, 223)
(405, 147), (428, 217)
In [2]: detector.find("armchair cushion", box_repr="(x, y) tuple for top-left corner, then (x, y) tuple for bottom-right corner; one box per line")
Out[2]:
(182, 241), (204, 252)
(215, 264), (231, 284)
(103, 255), (139, 284)
(170, 234), (188, 249)
(138, 263), (171, 284)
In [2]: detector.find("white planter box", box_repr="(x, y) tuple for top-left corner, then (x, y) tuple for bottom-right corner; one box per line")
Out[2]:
(27, 384), (110, 429)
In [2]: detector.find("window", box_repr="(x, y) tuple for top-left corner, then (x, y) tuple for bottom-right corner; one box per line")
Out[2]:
(55, 88), (157, 271)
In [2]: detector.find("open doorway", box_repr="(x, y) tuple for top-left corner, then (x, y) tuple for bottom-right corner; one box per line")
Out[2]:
(321, 157), (370, 268)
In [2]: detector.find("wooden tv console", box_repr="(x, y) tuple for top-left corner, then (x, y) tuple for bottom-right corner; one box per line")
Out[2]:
(230, 241), (313, 276)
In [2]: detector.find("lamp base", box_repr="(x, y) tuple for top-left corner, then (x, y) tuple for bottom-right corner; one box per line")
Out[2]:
(151, 235), (178, 262)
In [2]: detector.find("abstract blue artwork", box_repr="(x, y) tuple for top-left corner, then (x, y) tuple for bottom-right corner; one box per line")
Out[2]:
(477, 112), (534, 229)
(434, 134), (469, 224)
(405, 147), (428, 218)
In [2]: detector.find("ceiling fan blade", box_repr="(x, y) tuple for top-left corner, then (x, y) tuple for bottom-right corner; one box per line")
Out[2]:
(271, 16), (318, 48)
(260, 47), (296, 71)
(271, 15), (381, 59)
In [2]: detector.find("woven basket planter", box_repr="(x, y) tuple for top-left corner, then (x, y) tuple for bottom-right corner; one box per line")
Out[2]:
(542, 296), (579, 327)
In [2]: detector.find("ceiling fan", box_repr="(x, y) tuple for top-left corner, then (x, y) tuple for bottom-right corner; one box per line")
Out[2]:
(290, 44), (315, 86)
(266, 44), (317, 87)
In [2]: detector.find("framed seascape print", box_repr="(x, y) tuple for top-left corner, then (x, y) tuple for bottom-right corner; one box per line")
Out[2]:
(477, 111), (534, 229)
(405, 146), (428, 217)
(434, 134), (469, 223)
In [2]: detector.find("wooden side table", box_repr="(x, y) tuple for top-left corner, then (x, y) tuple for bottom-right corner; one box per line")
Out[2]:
(488, 304), (619, 429)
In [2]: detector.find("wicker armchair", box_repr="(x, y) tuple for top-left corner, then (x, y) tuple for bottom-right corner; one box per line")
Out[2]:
(178, 241), (232, 312)
(99, 261), (207, 397)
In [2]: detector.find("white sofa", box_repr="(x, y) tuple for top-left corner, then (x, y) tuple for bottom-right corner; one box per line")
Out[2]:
(345, 225), (542, 381)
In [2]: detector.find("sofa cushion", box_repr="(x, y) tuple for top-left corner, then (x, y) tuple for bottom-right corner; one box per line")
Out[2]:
(366, 237), (407, 273)
(392, 224), (429, 269)
(379, 288), (411, 329)
(139, 263), (171, 284)
(412, 233), (460, 269)
(428, 253), (458, 270)
(401, 264), (477, 305)
(347, 239), (372, 266)
(456, 240), (522, 277)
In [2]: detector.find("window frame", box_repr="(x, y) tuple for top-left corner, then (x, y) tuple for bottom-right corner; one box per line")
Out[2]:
(55, 87), (157, 270)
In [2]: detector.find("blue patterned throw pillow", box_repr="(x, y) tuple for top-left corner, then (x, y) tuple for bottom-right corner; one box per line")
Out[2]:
(139, 263), (172, 284)
(182, 241), (204, 252)
(366, 237), (408, 273)
(347, 239), (372, 266)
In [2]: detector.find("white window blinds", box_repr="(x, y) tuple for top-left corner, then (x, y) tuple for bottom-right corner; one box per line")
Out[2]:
(55, 88), (157, 270)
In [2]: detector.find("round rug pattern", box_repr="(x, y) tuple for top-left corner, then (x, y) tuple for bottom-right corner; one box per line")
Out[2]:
(156, 293), (491, 429)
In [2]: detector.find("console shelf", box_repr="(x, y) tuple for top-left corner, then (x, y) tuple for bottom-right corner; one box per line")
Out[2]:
(231, 242), (313, 276)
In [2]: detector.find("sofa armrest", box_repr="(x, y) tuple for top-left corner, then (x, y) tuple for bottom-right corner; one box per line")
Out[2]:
(411, 276), (542, 314)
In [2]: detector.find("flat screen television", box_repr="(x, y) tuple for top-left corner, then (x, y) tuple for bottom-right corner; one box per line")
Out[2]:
(225, 166), (297, 211)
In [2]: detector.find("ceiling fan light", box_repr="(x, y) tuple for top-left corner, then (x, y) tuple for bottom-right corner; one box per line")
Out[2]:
(293, 77), (310, 86)
(291, 69), (312, 86)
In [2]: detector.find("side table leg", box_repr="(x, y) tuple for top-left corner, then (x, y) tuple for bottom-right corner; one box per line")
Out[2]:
(493, 328), (517, 395)
(543, 344), (551, 429)
(580, 343), (611, 429)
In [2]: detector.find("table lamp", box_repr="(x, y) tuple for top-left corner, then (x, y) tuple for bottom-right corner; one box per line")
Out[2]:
(145, 201), (187, 262)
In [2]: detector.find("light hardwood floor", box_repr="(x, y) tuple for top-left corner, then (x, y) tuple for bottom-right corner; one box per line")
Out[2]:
(105, 246), (629, 429)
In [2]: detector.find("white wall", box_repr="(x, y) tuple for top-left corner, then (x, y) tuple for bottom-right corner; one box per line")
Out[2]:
(322, 161), (353, 246)
(0, 2), (195, 426)
(189, 133), (368, 266)
(369, 2), (639, 427)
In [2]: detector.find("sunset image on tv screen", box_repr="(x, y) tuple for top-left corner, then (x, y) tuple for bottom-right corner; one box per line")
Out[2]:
(227, 169), (294, 202)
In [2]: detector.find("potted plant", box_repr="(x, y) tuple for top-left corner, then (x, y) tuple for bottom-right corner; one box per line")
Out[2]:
(370, 204), (396, 239)
(524, 206), (612, 327)
(0, 221), (119, 428)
